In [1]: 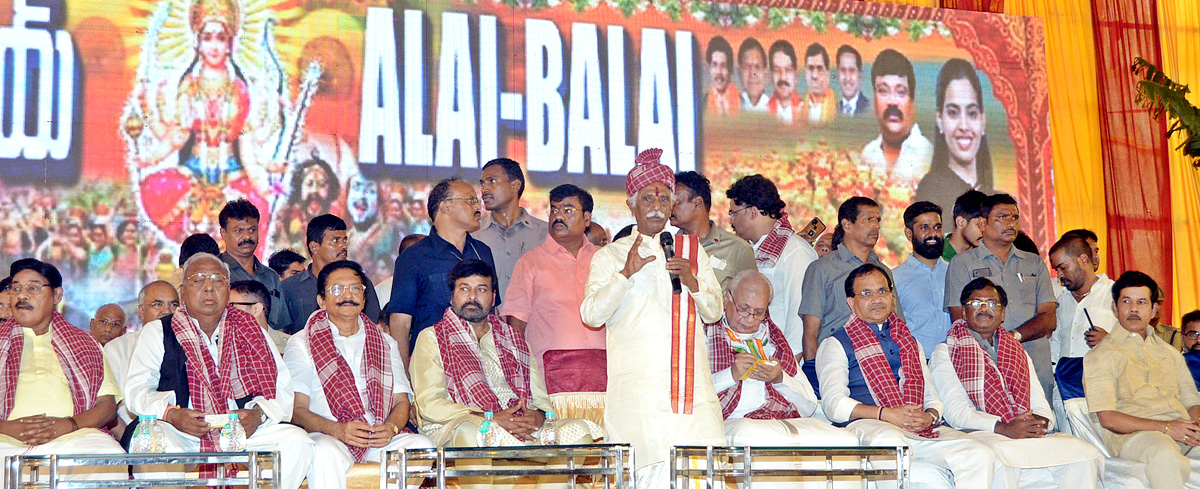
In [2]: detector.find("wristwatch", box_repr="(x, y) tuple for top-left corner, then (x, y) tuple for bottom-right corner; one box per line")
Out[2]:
(1011, 330), (1023, 342)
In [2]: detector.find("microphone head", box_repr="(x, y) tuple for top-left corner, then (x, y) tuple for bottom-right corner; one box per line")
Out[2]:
(659, 232), (673, 247)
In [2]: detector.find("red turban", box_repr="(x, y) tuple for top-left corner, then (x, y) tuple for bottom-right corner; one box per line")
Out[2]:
(625, 148), (675, 197)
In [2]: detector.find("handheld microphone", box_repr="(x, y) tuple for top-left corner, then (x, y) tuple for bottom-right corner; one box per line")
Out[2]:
(660, 232), (681, 294)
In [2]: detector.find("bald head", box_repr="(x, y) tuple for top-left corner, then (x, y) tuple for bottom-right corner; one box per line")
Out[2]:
(90, 303), (126, 346)
(138, 280), (180, 324)
(724, 270), (773, 333)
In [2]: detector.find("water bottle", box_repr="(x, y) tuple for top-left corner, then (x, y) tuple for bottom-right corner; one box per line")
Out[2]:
(219, 413), (247, 452)
(541, 411), (558, 445)
(130, 415), (156, 453)
(477, 411), (497, 447)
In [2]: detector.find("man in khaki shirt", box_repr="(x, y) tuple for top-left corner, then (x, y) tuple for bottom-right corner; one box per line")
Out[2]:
(1084, 271), (1200, 488)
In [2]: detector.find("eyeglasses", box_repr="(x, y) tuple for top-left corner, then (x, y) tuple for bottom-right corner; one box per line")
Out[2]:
(1184, 331), (1200, 340)
(856, 288), (893, 299)
(549, 205), (580, 217)
(735, 304), (768, 321)
(444, 196), (480, 207)
(185, 272), (229, 287)
(148, 300), (180, 309)
(965, 299), (1002, 310)
(230, 301), (260, 307)
(9, 282), (49, 295)
(95, 318), (123, 329)
(327, 284), (368, 296)
(728, 206), (754, 218)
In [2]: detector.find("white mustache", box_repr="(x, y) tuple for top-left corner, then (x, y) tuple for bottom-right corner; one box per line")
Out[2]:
(647, 210), (667, 219)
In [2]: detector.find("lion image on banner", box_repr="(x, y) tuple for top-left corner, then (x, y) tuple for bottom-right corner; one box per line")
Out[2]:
(119, 0), (323, 249)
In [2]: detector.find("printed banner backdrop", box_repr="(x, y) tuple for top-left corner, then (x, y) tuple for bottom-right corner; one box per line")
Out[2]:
(0, 0), (1051, 328)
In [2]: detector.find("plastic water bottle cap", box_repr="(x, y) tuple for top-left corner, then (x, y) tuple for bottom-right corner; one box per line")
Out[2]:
(484, 412), (493, 419)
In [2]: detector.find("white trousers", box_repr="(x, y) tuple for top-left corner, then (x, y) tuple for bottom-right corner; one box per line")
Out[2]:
(307, 431), (434, 489)
(968, 431), (1104, 489)
(724, 417), (863, 488)
(849, 419), (1002, 489)
(0, 430), (126, 480)
(135, 422), (314, 489)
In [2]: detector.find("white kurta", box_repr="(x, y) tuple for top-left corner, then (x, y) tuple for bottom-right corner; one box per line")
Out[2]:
(816, 336), (1003, 489)
(284, 318), (435, 488)
(104, 330), (140, 424)
(929, 342), (1104, 488)
(124, 315), (314, 489)
(581, 229), (726, 469)
(752, 232), (819, 354)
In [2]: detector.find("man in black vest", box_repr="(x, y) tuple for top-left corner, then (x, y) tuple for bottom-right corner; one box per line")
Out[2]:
(123, 252), (313, 489)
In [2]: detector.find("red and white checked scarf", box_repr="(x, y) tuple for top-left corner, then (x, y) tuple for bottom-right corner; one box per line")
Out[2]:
(945, 320), (1030, 423)
(305, 310), (393, 463)
(625, 148), (675, 196)
(844, 312), (938, 438)
(669, 233), (701, 414)
(707, 317), (800, 420)
(434, 307), (531, 412)
(170, 306), (278, 452)
(0, 314), (105, 419)
(754, 212), (795, 268)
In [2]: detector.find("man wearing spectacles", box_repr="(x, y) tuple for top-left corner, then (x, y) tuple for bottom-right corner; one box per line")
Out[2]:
(387, 177), (497, 367)
(106, 281), (182, 436)
(124, 252), (314, 489)
(1180, 311), (1200, 391)
(706, 270), (857, 472)
(0, 258), (126, 480)
(930, 277), (1103, 488)
(285, 260), (433, 488)
(476, 158), (548, 305)
(281, 214), (381, 335)
(89, 303), (127, 347)
(946, 193), (1058, 407)
(818, 263), (999, 487)
(504, 185), (608, 427)
(726, 175), (818, 370)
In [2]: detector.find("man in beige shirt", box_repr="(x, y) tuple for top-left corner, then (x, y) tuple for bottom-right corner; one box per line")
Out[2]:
(410, 259), (601, 447)
(1084, 271), (1200, 488)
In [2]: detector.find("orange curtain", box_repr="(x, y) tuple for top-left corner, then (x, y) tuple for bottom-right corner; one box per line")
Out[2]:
(1160, 1), (1200, 322)
(940, 0), (1004, 14)
(1002, 0), (1108, 270)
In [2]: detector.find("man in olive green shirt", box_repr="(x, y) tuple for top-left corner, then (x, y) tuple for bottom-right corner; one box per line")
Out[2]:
(1084, 271), (1200, 489)
(671, 171), (756, 289)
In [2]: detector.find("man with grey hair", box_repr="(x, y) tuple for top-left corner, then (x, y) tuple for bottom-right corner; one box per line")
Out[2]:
(106, 282), (182, 433)
(137, 281), (180, 325)
(125, 253), (313, 488)
(706, 271), (858, 462)
(582, 148), (725, 487)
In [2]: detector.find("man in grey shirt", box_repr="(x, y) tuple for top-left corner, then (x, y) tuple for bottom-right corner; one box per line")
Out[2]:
(800, 197), (903, 361)
(475, 158), (548, 303)
(944, 193), (1057, 400)
(217, 199), (287, 331)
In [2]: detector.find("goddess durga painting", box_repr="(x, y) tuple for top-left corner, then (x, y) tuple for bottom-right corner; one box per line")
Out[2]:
(120, 0), (320, 249)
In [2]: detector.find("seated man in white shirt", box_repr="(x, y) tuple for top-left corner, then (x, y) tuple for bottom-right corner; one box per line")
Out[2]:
(285, 260), (433, 488)
(124, 253), (314, 489)
(930, 277), (1103, 488)
(709, 270), (855, 442)
(707, 270), (858, 487)
(816, 263), (1000, 488)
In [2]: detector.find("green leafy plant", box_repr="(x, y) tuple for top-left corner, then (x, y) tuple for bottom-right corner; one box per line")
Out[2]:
(1132, 57), (1200, 166)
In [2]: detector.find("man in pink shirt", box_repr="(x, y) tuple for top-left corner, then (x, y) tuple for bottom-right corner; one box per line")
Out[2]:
(504, 184), (606, 424)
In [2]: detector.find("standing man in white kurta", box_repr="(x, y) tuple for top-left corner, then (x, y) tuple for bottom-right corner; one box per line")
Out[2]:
(581, 148), (726, 487)
(930, 277), (1103, 488)
(284, 260), (433, 489)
